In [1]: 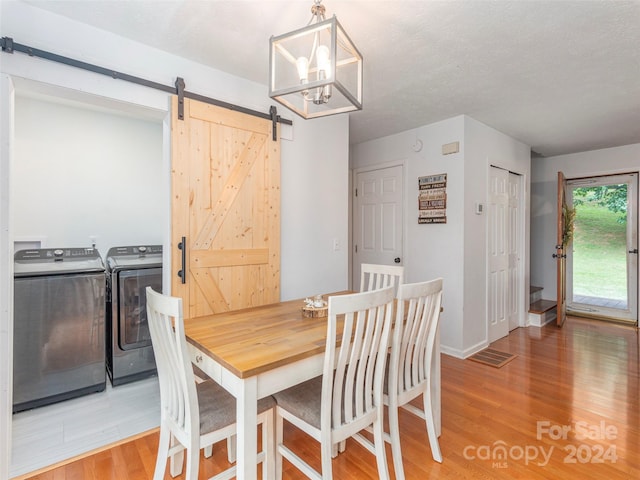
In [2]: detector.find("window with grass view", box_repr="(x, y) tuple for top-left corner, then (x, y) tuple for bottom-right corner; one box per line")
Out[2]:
(571, 183), (628, 308)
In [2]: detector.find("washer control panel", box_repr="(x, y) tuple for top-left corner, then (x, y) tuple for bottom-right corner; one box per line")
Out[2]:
(107, 245), (163, 257)
(15, 247), (99, 261)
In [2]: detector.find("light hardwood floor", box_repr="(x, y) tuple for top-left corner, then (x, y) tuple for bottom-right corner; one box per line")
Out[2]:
(17, 316), (640, 479)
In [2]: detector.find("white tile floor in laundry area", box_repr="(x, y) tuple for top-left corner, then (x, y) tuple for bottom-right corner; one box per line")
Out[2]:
(10, 377), (160, 478)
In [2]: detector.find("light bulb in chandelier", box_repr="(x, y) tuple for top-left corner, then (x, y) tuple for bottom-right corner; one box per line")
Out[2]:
(315, 45), (331, 80)
(313, 45), (332, 104)
(296, 56), (310, 84)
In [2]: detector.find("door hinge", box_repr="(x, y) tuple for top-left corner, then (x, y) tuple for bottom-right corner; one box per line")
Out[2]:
(355, 244), (358, 253)
(355, 188), (358, 197)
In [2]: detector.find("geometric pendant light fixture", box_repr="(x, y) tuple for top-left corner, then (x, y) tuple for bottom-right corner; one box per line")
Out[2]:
(269, 0), (363, 119)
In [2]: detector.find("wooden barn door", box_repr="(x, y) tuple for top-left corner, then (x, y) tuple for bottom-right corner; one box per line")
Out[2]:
(171, 97), (280, 318)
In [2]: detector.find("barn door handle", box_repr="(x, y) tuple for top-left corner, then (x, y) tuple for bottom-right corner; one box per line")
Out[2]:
(177, 236), (186, 284)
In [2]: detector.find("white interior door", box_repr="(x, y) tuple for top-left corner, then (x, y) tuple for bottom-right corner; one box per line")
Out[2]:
(507, 172), (522, 331)
(489, 166), (523, 340)
(488, 166), (510, 342)
(352, 165), (403, 289)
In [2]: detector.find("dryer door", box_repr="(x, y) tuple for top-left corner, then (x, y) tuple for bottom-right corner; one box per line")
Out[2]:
(116, 267), (162, 351)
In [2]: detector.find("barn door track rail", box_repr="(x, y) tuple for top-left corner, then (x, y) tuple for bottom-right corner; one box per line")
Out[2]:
(1, 36), (291, 140)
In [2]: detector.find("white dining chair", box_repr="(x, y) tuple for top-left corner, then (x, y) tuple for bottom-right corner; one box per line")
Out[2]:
(273, 286), (395, 480)
(146, 287), (275, 480)
(329, 263), (406, 457)
(360, 263), (405, 294)
(384, 278), (444, 479)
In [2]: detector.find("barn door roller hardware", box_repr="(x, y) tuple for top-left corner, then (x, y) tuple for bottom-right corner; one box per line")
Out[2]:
(175, 77), (185, 120)
(1, 36), (291, 141)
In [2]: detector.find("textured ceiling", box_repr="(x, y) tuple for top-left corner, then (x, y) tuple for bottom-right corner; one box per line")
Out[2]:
(20, 0), (640, 157)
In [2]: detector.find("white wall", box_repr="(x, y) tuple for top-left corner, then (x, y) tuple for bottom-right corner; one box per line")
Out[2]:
(464, 117), (531, 351)
(0, 74), (15, 480)
(351, 115), (530, 357)
(281, 114), (349, 300)
(13, 96), (164, 253)
(530, 143), (640, 299)
(0, 2), (350, 476)
(351, 116), (466, 353)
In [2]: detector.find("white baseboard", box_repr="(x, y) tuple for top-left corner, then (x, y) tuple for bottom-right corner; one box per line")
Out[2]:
(441, 341), (488, 359)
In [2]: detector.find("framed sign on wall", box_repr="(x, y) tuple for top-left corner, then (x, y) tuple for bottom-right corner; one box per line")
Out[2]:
(418, 173), (447, 224)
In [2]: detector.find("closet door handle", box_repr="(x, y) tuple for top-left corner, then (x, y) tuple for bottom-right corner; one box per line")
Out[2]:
(177, 236), (186, 284)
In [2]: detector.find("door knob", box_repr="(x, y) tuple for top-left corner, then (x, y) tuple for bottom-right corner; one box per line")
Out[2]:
(629, 249), (638, 254)
(394, 257), (401, 263)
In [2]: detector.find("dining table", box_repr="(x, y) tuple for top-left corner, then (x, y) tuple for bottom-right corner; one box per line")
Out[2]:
(183, 292), (441, 480)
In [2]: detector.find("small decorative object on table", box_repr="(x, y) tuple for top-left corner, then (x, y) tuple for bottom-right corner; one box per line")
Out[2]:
(302, 294), (328, 318)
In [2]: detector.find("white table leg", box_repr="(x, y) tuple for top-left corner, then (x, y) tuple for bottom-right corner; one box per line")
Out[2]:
(236, 376), (258, 480)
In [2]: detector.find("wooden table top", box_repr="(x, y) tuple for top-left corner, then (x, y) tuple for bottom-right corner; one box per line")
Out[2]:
(184, 292), (349, 379)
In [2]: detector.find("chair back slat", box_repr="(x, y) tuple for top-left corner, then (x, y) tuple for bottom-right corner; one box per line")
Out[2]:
(392, 279), (443, 396)
(359, 263), (404, 295)
(325, 287), (394, 432)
